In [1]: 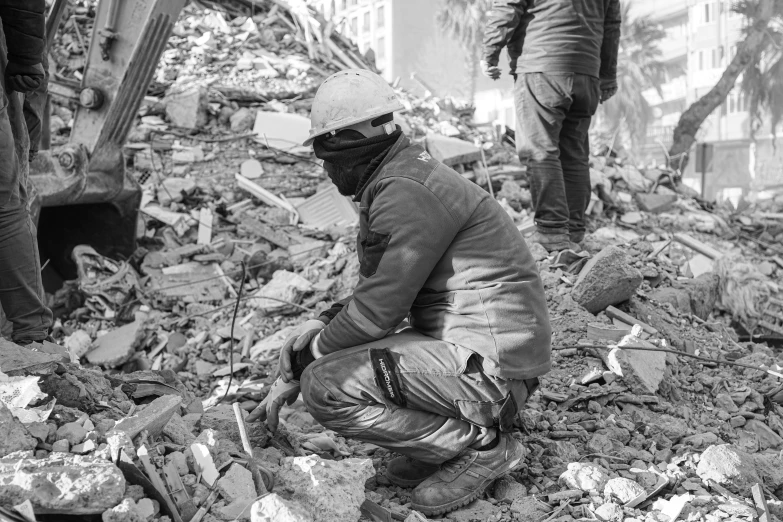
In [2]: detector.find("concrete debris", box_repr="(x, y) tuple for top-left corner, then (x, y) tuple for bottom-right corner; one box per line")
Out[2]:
(252, 111), (311, 151)
(425, 133), (482, 167)
(230, 107), (257, 133)
(446, 499), (495, 521)
(603, 477), (646, 504)
(217, 463), (256, 503)
(250, 493), (313, 522)
(559, 462), (610, 492)
(86, 316), (147, 368)
(250, 270), (312, 312)
(0, 402), (36, 457)
(101, 498), (146, 522)
(0, 454), (125, 514)
(274, 455), (375, 522)
(112, 395), (183, 439)
(603, 331), (667, 394)
(696, 444), (762, 496)
(164, 85), (209, 130)
(634, 192), (678, 213)
(571, 246), (643, 313)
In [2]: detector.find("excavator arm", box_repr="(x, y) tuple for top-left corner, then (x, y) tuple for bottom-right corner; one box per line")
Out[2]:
(33, 0), (187, 281)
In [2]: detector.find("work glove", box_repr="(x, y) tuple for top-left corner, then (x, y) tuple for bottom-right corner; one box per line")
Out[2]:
(246, 377), (300, 432)
(5, 62), (45, 94)
(600, 79), (618, 103)
(480, 60), (501, 81)
(278, 319), (325, 383)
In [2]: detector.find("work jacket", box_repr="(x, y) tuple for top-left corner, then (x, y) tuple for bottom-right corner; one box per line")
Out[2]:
(0, 0), (45, 66)
(318, 135), (552, 380)
(482, 0), (621, 85)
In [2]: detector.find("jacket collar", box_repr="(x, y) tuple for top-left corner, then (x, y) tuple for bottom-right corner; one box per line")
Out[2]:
(353, 133), (411, 201)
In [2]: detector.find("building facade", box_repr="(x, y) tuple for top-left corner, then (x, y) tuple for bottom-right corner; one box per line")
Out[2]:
(308, 0), (472, 97)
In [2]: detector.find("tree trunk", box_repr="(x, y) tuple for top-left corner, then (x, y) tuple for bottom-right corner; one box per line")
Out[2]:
(668, 0), (776, 170)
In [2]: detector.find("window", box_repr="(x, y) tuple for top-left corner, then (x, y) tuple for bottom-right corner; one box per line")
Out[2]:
(341, 0), (347, 10)
(351, 16), (358, 37)
(728, 90), (748, 113)
(377, 5), (385, 27)
(376, 36), (385, 58)
(363, 11), (370, 32)
(704, 2), (714, 23)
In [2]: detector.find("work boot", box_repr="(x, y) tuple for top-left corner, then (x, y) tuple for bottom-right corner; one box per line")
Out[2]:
(386, 456), (441, 488)
(411, 434), (526, 516)
(529, 231), (579, 253)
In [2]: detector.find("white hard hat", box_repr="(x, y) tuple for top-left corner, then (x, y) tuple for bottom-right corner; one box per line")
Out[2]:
(303, 69), (404, 146)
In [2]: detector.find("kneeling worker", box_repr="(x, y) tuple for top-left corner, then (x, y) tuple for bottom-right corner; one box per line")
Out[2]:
(248, 70), (552, 516)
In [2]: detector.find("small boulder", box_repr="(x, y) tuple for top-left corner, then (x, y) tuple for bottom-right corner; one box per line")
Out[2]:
(56, 422), (88, 446)
(164, 85), (208, 130)
(696, 444), (761, 496)
(571, 246), (643, 313)
(230, 108), (256, 133)
(0, 402), (36, 457)
(102, 498), (145, 522)
(559, 462), (610, 492)
(217, 463), (256, 503)
(250, 493), (313, 522)
(604, 477), (645, 504)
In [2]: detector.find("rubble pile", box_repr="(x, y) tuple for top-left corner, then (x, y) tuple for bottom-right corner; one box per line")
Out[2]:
(6, 1), (783, 521)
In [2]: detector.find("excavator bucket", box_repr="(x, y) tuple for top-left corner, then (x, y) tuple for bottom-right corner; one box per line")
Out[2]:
(33, 0), (186, 283)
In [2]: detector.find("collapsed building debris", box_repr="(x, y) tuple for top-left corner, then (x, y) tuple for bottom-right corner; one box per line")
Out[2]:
(2, 0), (783, 521)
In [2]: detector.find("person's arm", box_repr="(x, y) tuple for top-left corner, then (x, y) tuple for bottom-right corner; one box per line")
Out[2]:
(599, 0), (622, 91)
(316, 176), (461, 355)
(482, 0), (529, 67)
(318, 296), (351, 324)
(0, 0), (45, 66)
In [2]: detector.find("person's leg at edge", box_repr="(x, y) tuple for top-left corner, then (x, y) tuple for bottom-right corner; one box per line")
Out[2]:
(0, 71), (53, 343)
(300, 329), (536, 515)
(560, 74), (600, 245)
(516, 72), (574, 251)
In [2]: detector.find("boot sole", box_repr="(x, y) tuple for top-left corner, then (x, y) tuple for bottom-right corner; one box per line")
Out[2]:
(411, 446), (525, 516)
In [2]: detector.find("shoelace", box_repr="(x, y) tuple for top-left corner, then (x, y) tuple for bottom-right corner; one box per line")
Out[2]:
(442, 453), (473, 473)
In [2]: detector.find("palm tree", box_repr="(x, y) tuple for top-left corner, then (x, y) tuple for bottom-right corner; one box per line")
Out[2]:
(595, 2), (671, 150)
(436, 0), (491, 103)
(668, 0), (783, 168)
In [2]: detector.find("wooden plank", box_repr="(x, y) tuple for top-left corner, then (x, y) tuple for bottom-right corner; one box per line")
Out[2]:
(673, 232), (723, 260)
(138, 445), (183, 522)
(197, 208), (213, 245)
(605, 306), (659, 336)
(163, 462), (198, 522)
(239, 217), (292, 249)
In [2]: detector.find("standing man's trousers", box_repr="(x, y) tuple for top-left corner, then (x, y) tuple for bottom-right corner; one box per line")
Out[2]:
(515, 72), (600, 243)
(301, 329), (538, 464)
(0, 38), (53, 343)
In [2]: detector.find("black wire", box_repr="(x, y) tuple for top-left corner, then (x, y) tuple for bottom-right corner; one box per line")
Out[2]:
(221, 261), (247, 404)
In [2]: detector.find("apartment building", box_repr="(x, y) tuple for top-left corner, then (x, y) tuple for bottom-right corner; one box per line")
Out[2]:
(308, 0), (470, 96)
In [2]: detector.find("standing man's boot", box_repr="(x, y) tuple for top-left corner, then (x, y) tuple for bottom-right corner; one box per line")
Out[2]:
(411, 433), (527, 516)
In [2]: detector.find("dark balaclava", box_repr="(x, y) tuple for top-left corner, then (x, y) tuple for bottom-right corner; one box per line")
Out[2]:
(313, 126), (402, 196)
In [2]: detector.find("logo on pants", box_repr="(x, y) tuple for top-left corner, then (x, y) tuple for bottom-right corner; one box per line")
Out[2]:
(370, 348), (407, 407)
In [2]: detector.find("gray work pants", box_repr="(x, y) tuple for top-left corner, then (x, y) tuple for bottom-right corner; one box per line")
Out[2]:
(0, 38), (53, 343)
(301, 329), (537, 464)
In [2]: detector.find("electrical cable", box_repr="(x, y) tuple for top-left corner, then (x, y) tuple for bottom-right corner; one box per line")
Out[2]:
(553, 343), (783, 378)
(222, 261), (247, 404)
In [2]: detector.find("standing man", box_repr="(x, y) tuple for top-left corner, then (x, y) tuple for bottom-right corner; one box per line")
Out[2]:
(0, 0), (54, 344)
(482, 0), (622, 251)
(248, 70), (552, 516)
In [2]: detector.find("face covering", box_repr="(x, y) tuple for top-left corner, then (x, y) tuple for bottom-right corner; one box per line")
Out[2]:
(313, 127), (402, 196)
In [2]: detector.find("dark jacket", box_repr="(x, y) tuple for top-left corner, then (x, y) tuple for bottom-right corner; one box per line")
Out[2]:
(483, 0), (621, 85)
(317, 134), (552, 380)
(0, 0), (45, 65)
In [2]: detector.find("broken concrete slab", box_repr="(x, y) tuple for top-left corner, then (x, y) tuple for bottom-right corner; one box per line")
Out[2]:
(218, 463), (256, 503)
(41, 365), (131, 415)
(425, 133), (481, 167)
(162, 413), (196, 446)
(635, 193), (678, 214)
(85, 317), (147, 368)
(113, 395), (183, 440)
(157, 177), (196, 207)
(648, 287), (691, 316)
(0, 454), (126, 514)
(0, 402), (36, 458)
(604, 477), (645, 504)
(696, 444), (761, 497)
(230, 107), (257, 133)
(251, 493), (313, 522)
(252, 111), (311, 151)
(274, 455), (374, 522)
(559, 463), (610, 493)
(101, 498), (145, 522)
(744, 420), (783, 450)
(0, 338), (62, 375)
(602, 334), (666, 395)
(164, 85), (208, 130)
(56, 422), (88, 446)
(571, 246), (643, 313)
(673, 273), (719, 320)
(250, 270), (312, 313)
